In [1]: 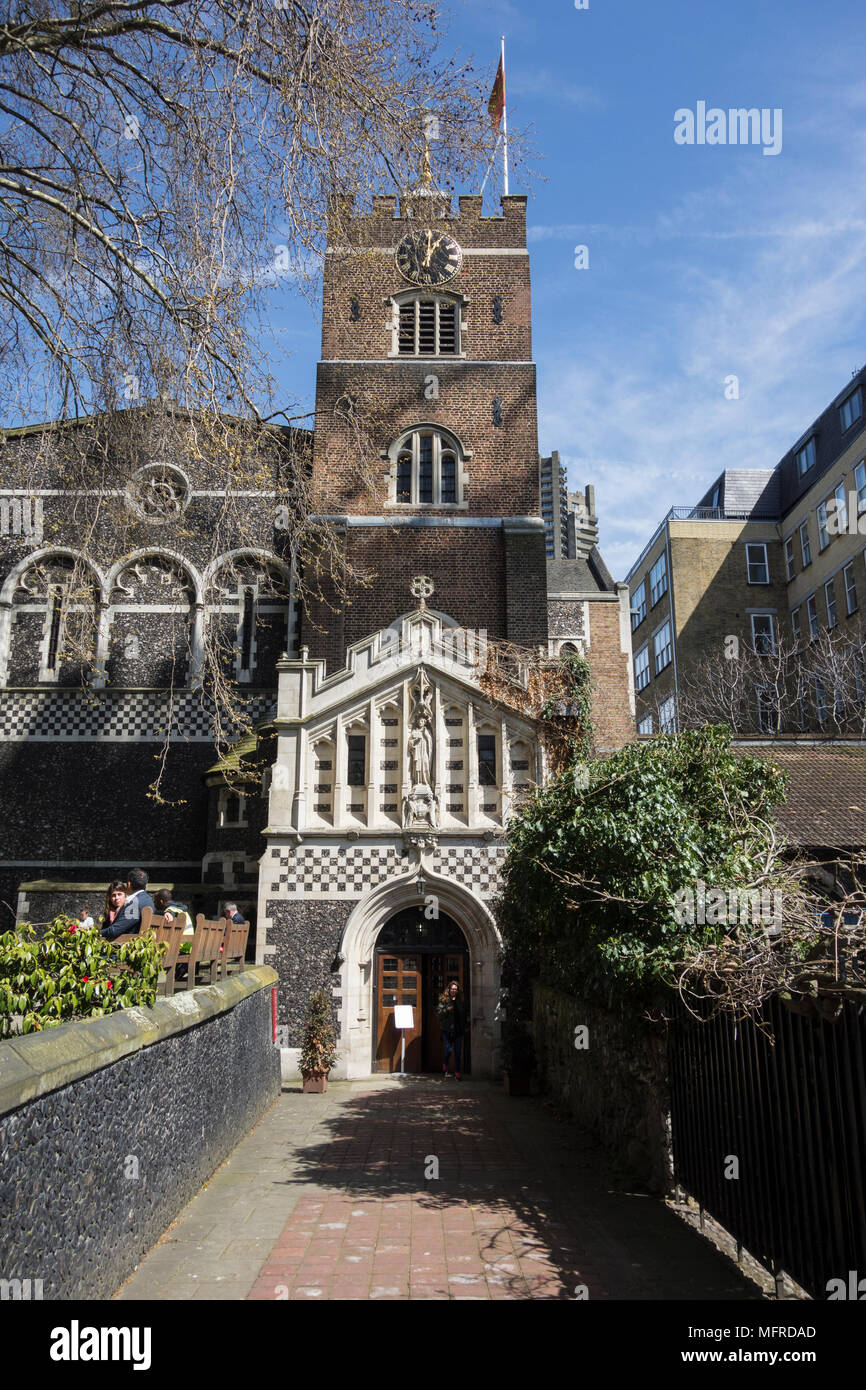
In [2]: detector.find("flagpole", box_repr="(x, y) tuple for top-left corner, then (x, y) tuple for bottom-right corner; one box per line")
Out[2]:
(480, 132), (502, 196)
(500, 35), (509, 196)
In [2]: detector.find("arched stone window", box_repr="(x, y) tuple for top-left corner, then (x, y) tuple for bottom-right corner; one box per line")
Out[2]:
(206, 554), (295, 686)
(6, 553), (98, 686)
(107, 553), (196, 688)
(387, 427), (468, 508)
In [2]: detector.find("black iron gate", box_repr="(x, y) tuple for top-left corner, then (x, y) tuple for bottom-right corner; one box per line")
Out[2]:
(668, 995), (866, 1299)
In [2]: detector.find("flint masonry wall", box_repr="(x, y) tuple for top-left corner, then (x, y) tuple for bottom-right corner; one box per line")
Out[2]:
(0, 967), (280, 1300)
(533, 983), (672, 1193)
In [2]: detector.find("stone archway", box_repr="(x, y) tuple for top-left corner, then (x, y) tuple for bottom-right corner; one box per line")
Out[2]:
(336, 869), (502, 1079)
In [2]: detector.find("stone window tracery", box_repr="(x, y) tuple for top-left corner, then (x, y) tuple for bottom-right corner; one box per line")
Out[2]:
(388, 428), (466, 508)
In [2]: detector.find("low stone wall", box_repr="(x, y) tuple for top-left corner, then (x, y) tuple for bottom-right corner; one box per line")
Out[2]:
(0, 967), (281, 1300)
(532, 983), (672, 1193)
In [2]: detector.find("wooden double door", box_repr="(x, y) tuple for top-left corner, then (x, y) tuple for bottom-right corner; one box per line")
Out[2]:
(374, 910), (469, 1073)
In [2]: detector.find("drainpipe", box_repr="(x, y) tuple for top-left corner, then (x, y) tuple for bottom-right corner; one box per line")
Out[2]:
(665, 520), (680, 728)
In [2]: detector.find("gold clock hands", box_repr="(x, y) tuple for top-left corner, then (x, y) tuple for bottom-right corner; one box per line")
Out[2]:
(423, 230), (434, 268)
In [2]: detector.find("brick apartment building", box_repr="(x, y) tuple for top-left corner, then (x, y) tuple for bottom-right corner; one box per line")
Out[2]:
(0, 179), (636, 1077)
(626, 366), (866, 734)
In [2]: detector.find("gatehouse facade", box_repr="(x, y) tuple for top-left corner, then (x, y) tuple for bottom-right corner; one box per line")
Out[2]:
(0, 183), (635, 1078)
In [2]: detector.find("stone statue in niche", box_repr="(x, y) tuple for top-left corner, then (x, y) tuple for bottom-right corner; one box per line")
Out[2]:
(403, 668), (438, 830)
(408, 707), (433, 787)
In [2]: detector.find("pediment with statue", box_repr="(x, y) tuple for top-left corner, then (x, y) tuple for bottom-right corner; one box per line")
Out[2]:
(267, 579), (540, 842)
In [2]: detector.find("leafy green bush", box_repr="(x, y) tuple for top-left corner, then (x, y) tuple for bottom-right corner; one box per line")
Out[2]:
(497, 725), (790, 1010)
(0, 916), (165, 1036)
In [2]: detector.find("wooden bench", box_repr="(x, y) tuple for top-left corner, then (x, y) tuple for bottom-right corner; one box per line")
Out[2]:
(222, 919), (250, 977)
(109, 904), (155, 943)
(153, 915), (186, 995)
(185, 914), (224, 989)
(107, 909), (170, 987)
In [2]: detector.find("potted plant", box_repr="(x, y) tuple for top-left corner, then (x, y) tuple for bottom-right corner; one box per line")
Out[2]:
(300, 987), (338, 1092)
(500, 1018), (535, 1096)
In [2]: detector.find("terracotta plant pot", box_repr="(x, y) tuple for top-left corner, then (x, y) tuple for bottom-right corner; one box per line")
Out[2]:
(302, 1071), (329, 1093)
(503, 1071), (531, 1096)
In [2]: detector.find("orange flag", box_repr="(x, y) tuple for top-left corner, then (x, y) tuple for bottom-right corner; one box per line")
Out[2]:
(488, 55), (505, 129)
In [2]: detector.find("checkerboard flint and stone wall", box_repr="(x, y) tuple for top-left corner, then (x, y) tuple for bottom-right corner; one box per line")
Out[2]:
(267, 841), (508, 900)
(0, 688), (275, 928)
(0, 688), (274, 742)
(264, 839), (509, 1045)
(267, 900), (347, 1046)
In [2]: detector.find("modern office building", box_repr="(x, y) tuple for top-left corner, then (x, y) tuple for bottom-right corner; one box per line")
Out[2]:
(626, 366), (866, 733)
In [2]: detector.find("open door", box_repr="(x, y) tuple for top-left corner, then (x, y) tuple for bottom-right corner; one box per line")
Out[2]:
(373, 909), (470, 1073)
(375, 952), (423, 1072)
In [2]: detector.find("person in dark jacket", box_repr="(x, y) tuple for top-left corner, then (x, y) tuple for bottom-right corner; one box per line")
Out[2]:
(101, 868), (153, 941)
(100, 880), (128, 937)
(437, 980), (466, 1081)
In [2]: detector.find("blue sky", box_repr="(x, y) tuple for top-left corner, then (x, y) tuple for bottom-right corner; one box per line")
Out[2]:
(272, 0), (866, 579)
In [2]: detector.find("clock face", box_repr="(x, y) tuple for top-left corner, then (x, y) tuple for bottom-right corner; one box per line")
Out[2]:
(395, 230), (463, 287)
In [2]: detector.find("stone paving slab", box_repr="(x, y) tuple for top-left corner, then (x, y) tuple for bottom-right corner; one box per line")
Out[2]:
(114, 1077), (761, 1302)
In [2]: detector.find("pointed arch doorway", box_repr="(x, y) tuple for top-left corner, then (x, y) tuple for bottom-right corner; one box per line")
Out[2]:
(373, 907), (470, 1074)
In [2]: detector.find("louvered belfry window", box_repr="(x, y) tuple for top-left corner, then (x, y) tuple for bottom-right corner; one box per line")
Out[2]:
(397, 297), (458, 356)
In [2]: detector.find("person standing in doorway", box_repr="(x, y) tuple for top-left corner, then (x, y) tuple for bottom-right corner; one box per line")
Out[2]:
(437, 980), (465, 1081)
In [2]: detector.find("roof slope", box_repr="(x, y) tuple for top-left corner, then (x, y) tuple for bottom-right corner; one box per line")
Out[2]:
(734, 743), (866, 849)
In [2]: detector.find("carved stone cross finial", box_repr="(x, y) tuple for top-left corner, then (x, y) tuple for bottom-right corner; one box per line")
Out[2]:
(410, 574), (434, 609)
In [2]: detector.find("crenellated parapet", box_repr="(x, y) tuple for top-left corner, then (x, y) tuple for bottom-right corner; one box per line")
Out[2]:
(327, 193), (527, 251)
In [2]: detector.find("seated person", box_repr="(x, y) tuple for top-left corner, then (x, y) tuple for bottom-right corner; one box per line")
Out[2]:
(153, 889), (194, 935)
(77, 905), (95, 929)
(100, 881), (128, 937)
(222, 901), (245, 925)
(101, 868), (154, 941)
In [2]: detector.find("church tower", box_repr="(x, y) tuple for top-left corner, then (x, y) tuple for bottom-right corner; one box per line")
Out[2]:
(256, 184), (634, 1080)
(300, 184), (549, 668)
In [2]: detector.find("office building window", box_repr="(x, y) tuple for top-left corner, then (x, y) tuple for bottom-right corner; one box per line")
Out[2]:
(649, 552), (667, 606)
(784, 536), (795, 581)
(750, 613), (776, 655)
(840, 387), (862, 432)
(637, 714), (653, 735)
(845, 563), (858, 615)
(856, 460), (866, 515)
(757, 688), (780, 734)
(632, 581), (646, 630)
(658, 696), (676, 733)
(791, 606), (801, 642)
(817, 497), (832, 550)
(653, 620), (672, 674)
(796, 437), (816, 477)
(832, 481), (848, 536)
(825, 579), (837, 630)
(745, 542), (769, 584)
(634, 644), (650, 692)
(800, 520), (812, 568)
(807, 595), (819, 639)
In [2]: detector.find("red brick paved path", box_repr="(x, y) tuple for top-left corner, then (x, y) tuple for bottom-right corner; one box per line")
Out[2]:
(241, 1081), (756, 1302)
